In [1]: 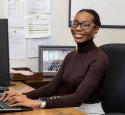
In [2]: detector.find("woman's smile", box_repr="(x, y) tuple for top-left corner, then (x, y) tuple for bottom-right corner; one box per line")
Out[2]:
(73, 33), (85, 39)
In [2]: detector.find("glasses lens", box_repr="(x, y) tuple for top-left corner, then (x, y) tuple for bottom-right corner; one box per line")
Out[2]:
(71, 20), (95, 30)
(81, 22), (90, 30)
(72, 20), (79, 28)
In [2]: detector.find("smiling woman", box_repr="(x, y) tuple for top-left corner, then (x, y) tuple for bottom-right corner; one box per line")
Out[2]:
(1, 9), (108, 111)
(70, 9), (100, 44)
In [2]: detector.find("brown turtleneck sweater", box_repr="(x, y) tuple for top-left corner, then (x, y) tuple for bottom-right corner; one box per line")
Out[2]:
(25, 40), (109, 108)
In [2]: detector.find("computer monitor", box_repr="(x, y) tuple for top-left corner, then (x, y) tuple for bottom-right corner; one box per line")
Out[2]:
(38, 45), (76, 76)
(0, 19), (10, 87)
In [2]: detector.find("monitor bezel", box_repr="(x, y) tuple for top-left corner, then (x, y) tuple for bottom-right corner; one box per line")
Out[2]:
(38, 45), (76, 77)
(0, 19), (10, 87)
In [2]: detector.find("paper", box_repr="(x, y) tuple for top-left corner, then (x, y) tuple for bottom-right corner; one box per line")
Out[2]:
(24, 0), (51, 38)
(9, 27), (26, 59)
(26, 38), (54, 57)
(24, 14), (51, 38)
(5, 0), (26, 59)
(10, 69), (34, 76)
(6, 0), (25, 18)
(25, 0), (50, 14)
(4, 0), (52, 59)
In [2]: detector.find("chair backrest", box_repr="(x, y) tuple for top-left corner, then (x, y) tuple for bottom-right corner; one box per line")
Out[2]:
(100, 44), (125, 113)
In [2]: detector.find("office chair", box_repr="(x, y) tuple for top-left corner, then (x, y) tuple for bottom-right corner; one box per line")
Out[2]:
(100, 44), (125, 113)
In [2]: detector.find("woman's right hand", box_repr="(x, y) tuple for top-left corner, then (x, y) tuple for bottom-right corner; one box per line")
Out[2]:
(1, 90), (41, 109)
(1, 90), (21, 102)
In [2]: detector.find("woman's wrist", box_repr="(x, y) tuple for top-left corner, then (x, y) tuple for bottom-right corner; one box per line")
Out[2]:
(38, 98), (46, 108)
(31, 100), (41, 109)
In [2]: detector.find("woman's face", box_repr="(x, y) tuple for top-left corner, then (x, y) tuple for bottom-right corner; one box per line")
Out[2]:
(71, 12), (99, 44)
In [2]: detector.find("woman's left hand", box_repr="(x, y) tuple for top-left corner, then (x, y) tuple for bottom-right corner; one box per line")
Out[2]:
(5, 94), (41, 109)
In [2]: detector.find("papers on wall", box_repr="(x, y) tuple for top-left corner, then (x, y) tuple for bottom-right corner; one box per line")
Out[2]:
(26, 37), (54, 57)
(24, 14), (51, 38)
(4, 0), (52, 59)
(5, 0), (26, 59)
(5, 0), (24, 18)
(24, 0), (50, 14)
(9, 26), (26, 59)
(24, 0), (51, 38)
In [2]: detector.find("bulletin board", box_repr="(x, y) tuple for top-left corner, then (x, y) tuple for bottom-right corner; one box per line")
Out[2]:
(69, 0), (125, 28)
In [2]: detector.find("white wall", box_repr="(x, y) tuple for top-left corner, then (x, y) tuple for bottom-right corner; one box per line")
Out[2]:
(1, 0), (125, 71)
(0, 0), (4, 18)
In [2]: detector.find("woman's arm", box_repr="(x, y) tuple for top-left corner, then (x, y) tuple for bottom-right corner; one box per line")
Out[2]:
(24, 54), (70, 99)
(41, 57), (108, 108)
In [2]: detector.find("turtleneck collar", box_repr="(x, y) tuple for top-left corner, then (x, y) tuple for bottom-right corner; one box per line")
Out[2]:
(77, 39), (96, 53)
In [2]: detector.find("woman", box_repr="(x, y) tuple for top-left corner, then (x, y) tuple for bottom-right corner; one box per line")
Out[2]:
(2, 9), (108, 109)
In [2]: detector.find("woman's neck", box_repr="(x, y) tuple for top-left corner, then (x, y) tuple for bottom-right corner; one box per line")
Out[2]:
(77, 40), (96, 53)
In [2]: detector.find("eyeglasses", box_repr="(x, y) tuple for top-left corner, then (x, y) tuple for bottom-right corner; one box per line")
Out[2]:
(71, 20), (97, 30)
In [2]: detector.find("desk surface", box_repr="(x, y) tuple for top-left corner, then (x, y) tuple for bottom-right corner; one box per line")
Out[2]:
(5, 82), (86, 115)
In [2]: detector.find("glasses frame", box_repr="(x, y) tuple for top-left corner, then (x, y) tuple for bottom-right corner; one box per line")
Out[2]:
(71, 20), (97, 30)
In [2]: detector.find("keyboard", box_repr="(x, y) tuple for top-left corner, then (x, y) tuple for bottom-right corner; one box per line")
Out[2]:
(0, 100), (32, 113)
(0, 87), (9, 93)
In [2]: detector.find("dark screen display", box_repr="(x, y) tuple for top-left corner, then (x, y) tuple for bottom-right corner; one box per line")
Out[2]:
(0, 19), (10, 87)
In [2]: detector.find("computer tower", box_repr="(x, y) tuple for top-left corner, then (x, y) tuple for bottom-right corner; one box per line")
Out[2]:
(0, 19), (10, 87)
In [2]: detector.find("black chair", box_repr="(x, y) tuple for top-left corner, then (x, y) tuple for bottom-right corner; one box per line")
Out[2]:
(100, 44), (125, 113)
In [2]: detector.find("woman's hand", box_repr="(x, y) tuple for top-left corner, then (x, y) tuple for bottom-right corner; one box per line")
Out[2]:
(7, 94), (41, 109)
(1, 91), (41, 109)
(1, 90), (20, 102)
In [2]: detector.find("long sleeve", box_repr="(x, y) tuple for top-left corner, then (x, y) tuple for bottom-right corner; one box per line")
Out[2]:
(25, 40), (109, 108)
(43, 54), (108, 108)
(25, 55), (68, 99)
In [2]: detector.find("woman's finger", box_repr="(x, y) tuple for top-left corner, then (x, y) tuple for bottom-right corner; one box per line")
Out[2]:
(1, 91), (8, 101)
(2, 91), (20, 102)
(6, 95), (21, 104)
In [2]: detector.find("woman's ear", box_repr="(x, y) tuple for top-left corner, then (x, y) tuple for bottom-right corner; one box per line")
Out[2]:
(94, 26), (100, 34)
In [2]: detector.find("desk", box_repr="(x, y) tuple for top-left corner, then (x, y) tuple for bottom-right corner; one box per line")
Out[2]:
(5, 82), (86, 115)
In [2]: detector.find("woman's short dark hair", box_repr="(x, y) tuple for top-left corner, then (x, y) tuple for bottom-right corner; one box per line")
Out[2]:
(77, 9), (101, 27)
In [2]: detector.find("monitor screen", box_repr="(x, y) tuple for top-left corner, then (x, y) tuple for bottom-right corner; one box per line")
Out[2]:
(0, 19), (10, 87)
(39, 45), (76, 76)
